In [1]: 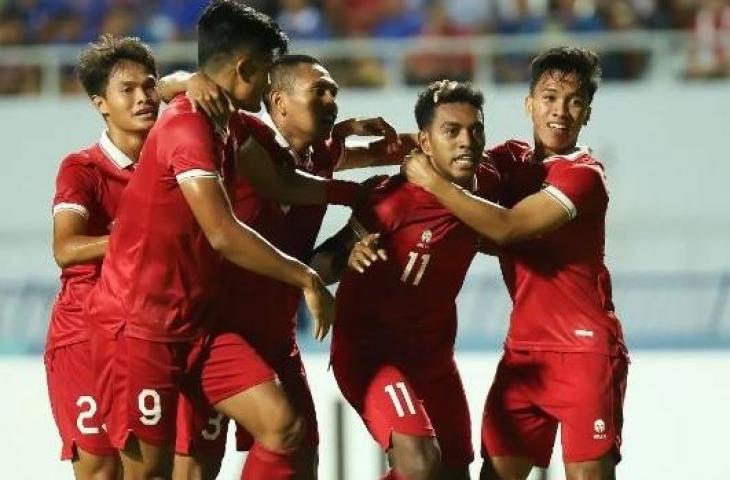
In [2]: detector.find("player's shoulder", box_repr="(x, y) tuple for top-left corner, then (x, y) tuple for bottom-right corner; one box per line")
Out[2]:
(58, 145), (101, 171)
(363, 174), (411, 206)
(475, 159), (502, 201)
(486, 139), (532, 163)
(157, 94), (213, 134)
(545, 147), (605, 176)
(233, 110), (281, 151)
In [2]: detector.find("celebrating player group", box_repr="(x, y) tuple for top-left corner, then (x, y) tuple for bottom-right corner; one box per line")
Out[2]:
(44, 1), (628, 479)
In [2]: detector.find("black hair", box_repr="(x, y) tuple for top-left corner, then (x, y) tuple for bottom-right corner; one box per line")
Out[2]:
(414, 80), (484, 130)
(77, 34), (157, 98)
(263, 54), (322, 110)
(197, 0), (289, 70)
(529, 47), (602, 103)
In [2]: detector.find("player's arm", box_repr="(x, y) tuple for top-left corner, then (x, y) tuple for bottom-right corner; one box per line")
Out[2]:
(157, 70), (231, 122)
(52, 211), (108, 268)
(236, 137), (361, 206)
(332, 117), (418, 171)
(403, 151), (570, 245)
(179, 176), (332, 340)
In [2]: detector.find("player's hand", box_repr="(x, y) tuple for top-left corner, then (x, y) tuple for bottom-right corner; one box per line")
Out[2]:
(348, 233), (387, 273)
(302, 272), (335, 341)
(185, 72), (232, 125)
(350, 117), (401, 154)
(402, 149), (438, 192)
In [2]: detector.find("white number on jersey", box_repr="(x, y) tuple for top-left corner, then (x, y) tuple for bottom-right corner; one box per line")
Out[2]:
(76, 396), (100, 435)
(384, 382), (417, 418)
(201, 413), (225, 441)
(400, 252), (431, 286)
(138, 389), (162, 426)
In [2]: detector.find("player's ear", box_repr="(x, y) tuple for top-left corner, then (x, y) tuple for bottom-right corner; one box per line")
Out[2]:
(583, 106), (592, 126)
(524, 94), (533, 117)
(92, 95), (109, 117)
(236, 58), (257, 83)
(270, 89), (286, 117)
(418, 130), (431, 155)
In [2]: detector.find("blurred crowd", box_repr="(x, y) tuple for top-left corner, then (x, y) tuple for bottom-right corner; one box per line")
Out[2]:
(0, 0), (728, 94)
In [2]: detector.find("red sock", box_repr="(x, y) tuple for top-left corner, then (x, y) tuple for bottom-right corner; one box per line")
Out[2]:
(241, 443), (296, 480)
(381, 469), (408, 480)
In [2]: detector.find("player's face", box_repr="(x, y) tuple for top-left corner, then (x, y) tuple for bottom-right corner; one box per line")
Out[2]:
(95, 60), (159, 134)
(527, 70), (591, 156)
(231, 54), (273, 112)
(419, 102), (484, 188)
(278, 64), (339, 143)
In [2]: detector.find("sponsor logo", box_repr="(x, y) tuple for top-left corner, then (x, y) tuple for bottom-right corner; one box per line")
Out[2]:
(575, 329), (594, 338)
(593, 419), (607, 440)
(417, 229), (433, 248)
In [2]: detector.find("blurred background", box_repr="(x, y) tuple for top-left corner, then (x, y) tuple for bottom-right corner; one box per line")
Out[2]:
(0, 0), (729, 479)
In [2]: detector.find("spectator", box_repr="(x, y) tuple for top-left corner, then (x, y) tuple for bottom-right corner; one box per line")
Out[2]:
(39, 7), (85, 44)
(372, 0), (424, 37)
(600, 0), (651, 79)
(98, 4), (141, 39)
(442, 0), (493, 32)
(496, 0), (546, 33)
(404, 0), (474, 84)
(323, 0), (389, 36)
(276, 0), (331, 39)
(0, 7), (40, 94)
(686, 0), (730, 78)
(148, 0), (207, 40)
(0, 6), (27, 44)
(548, 0), (605, 32)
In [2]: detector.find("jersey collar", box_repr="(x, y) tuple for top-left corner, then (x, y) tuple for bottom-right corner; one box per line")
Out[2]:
(542, 146), (591, 163)
(99, 131), (134, 169)
(260, 111), (314, 166)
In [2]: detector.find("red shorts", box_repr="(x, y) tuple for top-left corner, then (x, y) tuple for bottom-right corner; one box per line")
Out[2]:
(174, 332), (275, 457)
(481, 349), (629, 467)
(235, 347), (318, 451)
(332, 347), (473, 467)
(90, 330), (275, 451)
(45, 341), (116, 460)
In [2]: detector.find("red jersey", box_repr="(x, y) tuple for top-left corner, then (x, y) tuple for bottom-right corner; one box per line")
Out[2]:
(335, 164), (501, 358)
(46, 133), (134, 351)
(489, 140), (626, 356)
(219, 112), (343, 352)
(87, 96), (249, 342)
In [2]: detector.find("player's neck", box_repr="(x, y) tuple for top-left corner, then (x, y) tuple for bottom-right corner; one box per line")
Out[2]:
(106, 126), (145, 163)
(533, 141), (578, 163)
(273, 116), (311, 157)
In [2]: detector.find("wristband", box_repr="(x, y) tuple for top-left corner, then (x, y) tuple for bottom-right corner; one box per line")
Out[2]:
(325, 180), (362, 206)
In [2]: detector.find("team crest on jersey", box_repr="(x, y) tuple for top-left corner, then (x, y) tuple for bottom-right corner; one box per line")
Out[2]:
(593, 419), (607, 440)
(417, 229), (433, 248)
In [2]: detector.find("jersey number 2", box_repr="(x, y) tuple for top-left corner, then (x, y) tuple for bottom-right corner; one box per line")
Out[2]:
(400, 252), (431, 286)
(76, 396), (99, 435)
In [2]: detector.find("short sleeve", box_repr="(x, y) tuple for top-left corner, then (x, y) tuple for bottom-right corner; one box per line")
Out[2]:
(53, 157), (96, 217)
(161, 112), (220, 183)
(543, 160), (606, 218)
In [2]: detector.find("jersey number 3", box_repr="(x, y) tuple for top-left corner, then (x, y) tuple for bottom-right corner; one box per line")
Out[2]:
(400, 252), (431, 286)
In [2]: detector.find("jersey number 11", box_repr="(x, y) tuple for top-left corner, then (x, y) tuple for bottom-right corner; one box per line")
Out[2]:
(400, 252), (431, 286)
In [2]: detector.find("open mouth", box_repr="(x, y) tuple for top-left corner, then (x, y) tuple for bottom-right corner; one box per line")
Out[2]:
(453, 154), (477, 168)
(548, 122), (570, 133)
(135, 107), (156, 117)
